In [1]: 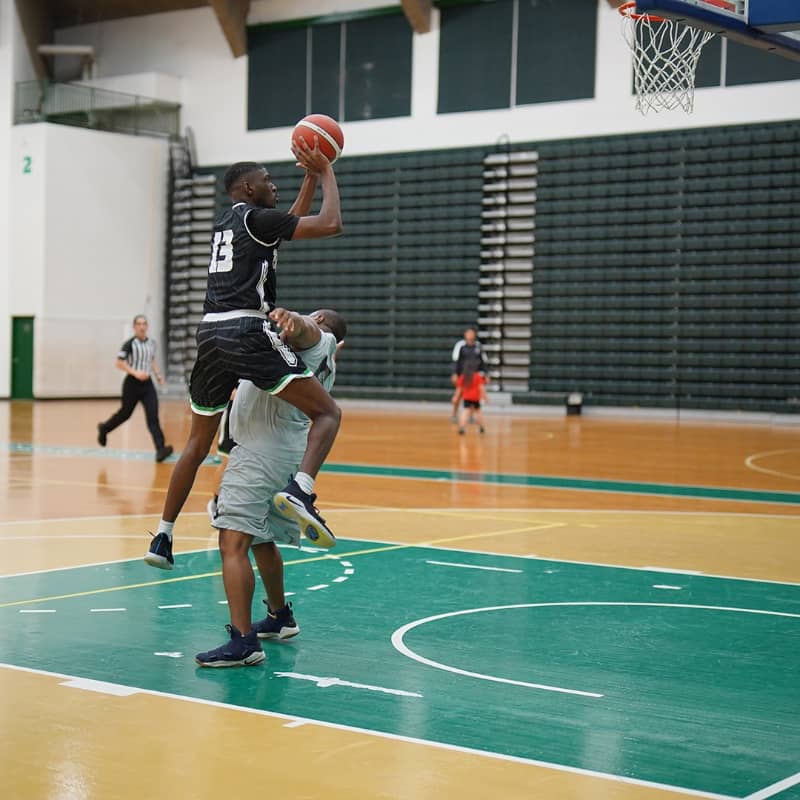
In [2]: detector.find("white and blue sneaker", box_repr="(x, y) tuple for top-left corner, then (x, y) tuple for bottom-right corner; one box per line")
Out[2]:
(144, 532), (174, 570)
(253, 601), (299, 640)
(207, 494), (219, 524)
(272, 479), (336, 549)
(195, 625), (265, 668)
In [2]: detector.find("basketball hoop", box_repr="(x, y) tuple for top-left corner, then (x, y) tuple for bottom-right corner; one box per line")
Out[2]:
(619, 1), (714, 114)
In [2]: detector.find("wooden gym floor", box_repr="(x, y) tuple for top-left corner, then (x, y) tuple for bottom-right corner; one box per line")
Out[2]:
(0, 398), (798, 800)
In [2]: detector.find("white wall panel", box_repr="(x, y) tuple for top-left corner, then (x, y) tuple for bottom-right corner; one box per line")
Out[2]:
(52, 1), (800, 168)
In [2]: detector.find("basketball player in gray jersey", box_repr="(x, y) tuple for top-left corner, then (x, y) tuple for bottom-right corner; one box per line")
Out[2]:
(196, 305), (346, 667)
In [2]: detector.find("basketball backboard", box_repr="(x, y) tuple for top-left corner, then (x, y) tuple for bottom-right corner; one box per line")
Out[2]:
(635, 0), (800, 61)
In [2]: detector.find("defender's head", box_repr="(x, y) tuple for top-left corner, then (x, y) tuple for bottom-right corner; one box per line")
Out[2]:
(310, 309), (347, 343)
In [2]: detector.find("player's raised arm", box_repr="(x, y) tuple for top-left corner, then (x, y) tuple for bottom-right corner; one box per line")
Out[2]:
(290, 138), (342, 240)
(287, 169), (319, 217)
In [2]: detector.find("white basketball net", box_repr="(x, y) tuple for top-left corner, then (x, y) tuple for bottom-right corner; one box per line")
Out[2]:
(620, 3), (715, 114)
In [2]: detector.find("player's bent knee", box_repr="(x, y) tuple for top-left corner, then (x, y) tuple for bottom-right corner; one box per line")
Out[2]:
(219, 528), (252, 556)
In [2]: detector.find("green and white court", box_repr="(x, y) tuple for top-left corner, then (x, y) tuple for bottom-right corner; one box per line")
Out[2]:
(2, 539), (798, 799)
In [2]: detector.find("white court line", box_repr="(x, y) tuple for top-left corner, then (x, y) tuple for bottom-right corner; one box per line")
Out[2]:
(307, 584), (328, 591)
(0, 662), (737, 800)
(60, 677), (139, 697)
(158, 604), (192, 610)
(744, 449), (800, 481)
(392, 608), (602, 699)
(90, 608), (126, 613)
(421, 545), (800, 588)
(332, 577), (348, 583)
(744, 770), (800, 800)
(1, 510), (797, 587)
(392, 602), (800, 702)
(642, 566), (703, 575)
(426, 560), (522, 574)
(283, 719), (308, 728)
(344, 568), (355, 575)
(653, 585), (682, 591)
(275, 671), (422, 698)
(19, 608), (56, 613)
(0, 546), (213, 579)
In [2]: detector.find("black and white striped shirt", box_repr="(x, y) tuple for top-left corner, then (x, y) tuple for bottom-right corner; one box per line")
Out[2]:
(118, 337), (157, 376)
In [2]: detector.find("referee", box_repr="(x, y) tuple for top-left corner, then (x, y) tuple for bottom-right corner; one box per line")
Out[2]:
(98, 315), (173, 462)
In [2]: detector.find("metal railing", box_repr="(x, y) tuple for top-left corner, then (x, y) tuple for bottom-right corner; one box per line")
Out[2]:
(14, 80), (180, 138)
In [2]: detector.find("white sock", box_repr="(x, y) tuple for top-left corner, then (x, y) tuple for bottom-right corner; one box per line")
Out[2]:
(294, 472), (314, 495)
(158, 520), (175, 541)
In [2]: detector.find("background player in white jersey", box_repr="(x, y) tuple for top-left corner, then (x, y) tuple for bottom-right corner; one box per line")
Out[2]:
(195, 305), (346, 667)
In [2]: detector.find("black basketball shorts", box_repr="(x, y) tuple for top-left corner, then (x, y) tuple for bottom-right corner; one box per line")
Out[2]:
(189, 316), (311, 416)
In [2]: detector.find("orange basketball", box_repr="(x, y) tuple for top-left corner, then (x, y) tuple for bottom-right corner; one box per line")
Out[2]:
(292, 114), (344, 164)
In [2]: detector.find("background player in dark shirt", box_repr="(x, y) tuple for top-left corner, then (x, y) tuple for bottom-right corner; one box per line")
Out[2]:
(450, 327), (488, 421)
(146, 139), (342, 570)
(98, 315), (173, 462)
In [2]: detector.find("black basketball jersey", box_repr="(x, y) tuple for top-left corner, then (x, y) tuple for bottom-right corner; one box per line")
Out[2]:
(203, 202), (299, 315)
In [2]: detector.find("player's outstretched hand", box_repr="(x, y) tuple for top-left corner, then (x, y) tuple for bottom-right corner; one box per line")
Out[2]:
(269, 307), (300, 339)
(292, 136), (331, 175)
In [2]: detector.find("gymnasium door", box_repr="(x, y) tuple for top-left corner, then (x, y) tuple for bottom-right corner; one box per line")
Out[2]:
(11, 317), (34, 399)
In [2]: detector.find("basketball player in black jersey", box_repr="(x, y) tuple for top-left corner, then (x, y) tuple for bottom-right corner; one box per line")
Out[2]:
(145, 139), (342, 570)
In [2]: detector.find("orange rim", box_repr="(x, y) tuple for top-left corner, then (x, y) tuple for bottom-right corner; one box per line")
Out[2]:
(618, 1), (666, 22)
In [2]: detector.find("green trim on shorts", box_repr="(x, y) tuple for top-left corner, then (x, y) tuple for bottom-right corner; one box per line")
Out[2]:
(266, 368), (313, 395)
(190, 400), (229, 416)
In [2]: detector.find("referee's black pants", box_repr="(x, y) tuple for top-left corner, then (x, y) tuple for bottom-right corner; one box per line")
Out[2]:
(103, 375), (165, 451)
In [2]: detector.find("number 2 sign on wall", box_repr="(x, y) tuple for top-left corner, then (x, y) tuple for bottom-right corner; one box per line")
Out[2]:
(22, 156), (32, 174)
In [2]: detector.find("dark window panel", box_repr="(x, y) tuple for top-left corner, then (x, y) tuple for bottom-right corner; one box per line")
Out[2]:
(311, 23), (341, 119)
(726, 39), (800, 86)
(344, 13), (412, 121)
(693, 30), (722, 88)
(517, 0), (596, 105)
(248, 26), (307, 130)
(438, 0), (514, 113)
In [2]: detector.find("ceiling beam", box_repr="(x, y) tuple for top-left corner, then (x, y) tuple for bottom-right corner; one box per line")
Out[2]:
(208, 0), (250, 58)
(401, 0), (432, 33)
(14, 0), (53, 79)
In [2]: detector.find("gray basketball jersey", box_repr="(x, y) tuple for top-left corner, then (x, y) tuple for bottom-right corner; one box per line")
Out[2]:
(229, 330), (338, 459)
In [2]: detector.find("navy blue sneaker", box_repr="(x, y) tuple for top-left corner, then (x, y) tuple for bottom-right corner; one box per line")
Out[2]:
(195, 625), (265, 668)
(144, 531), (174, 570)
(253, 601), (299, 640)
(272, 479), (336, 549)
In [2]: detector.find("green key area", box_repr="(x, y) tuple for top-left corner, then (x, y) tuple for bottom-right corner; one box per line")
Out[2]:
(2, 539), (799, 799)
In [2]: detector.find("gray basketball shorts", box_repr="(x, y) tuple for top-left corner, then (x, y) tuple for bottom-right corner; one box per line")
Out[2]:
(211, 444), (301, 547)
